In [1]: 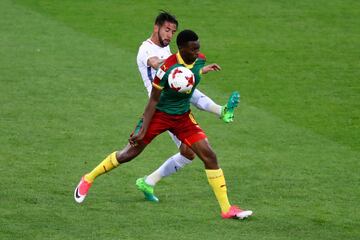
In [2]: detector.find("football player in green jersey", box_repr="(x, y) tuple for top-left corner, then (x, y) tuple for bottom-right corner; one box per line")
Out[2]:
(136, 11), (240, 202)
(74, 29), (252, 219)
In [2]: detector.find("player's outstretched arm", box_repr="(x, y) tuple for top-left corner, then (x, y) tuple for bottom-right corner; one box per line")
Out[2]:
(201, 63), (221, 74)
(129, 87), (161, 145)
(147, 56), (165, 70)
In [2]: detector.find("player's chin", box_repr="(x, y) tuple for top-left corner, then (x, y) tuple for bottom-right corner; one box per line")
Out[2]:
(190, 56), (197, 62)
(162, 40), (170, 46)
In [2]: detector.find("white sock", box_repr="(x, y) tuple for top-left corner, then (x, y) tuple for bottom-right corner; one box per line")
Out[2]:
(196, 96), (222, 116)
(145, 153), (192, 186)
(191, 89), (222, 116)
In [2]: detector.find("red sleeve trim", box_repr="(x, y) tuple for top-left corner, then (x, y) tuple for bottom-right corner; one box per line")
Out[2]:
(198, 53), (206, 60)
(161, 54), (177, 72)
(153, 76), (161, 85)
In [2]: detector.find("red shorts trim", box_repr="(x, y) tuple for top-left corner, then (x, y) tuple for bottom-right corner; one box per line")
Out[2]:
(136, 110), (207, 147)
(183, 132), (207, 146)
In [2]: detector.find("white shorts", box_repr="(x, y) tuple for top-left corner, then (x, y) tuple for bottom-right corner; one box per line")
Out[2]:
(168, 131), (182, 148)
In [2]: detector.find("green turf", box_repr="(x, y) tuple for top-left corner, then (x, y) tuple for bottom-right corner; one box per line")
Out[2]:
(1, 0), (359, 239)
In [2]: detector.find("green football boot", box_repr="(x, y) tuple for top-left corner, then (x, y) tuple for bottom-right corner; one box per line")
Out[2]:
(220, 91), (240, 123)
(135, 177), (159, 202)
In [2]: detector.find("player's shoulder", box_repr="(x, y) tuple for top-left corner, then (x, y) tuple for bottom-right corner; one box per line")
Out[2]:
(198, 52), (206, 60)
(160, 54), (178, 72)
(138, 39), (155, 51)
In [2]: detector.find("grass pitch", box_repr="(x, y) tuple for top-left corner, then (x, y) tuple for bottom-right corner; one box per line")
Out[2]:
(1, 0), (359, 239)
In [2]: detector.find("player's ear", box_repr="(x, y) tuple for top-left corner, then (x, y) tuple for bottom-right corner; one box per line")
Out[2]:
(154, 24), (159, 33)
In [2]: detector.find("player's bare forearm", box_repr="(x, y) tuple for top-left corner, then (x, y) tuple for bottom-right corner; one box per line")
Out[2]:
(142, 88), (160, 131)
(201, 63), (221, 74)
(129, 87), (161, 145)
(147, 56), (164, 70)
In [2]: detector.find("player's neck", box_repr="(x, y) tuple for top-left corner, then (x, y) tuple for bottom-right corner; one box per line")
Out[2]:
(150, 33), (161, 47)
(176, 52), (195, 67)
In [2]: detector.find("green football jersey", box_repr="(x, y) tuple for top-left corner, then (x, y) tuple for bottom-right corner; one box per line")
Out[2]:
(152, 52), (206, 115)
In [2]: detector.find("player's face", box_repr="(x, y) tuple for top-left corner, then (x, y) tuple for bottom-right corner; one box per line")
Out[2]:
(158, 21), (177, 47)
(180, 40), (200, 64)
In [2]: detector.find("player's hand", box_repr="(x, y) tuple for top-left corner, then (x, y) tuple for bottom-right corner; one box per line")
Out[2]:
(148, 56), (163, 70)
(201, 63), (221, 74)
(129, 129), (145, 146)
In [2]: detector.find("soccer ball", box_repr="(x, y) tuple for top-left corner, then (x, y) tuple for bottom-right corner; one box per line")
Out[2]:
(168, 66), (195, 94)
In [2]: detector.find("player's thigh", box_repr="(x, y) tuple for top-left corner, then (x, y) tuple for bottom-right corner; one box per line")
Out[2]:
(172, 112), (207, 147)
(190, 139), (218, 169)
(180, 143), (196, 160)
(142, 112), (170, 144)
(190, 89), (206, 105)
(168, 131), (182, 148)
(168, 131), (196, 160)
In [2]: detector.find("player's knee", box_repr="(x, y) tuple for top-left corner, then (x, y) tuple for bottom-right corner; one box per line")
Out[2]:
(199, 148), (218, 169)
(116, 150), (131, 164)
(116, 144), (144, 164)
(179, 144), (196, 160)
(203, 148), (217, 163)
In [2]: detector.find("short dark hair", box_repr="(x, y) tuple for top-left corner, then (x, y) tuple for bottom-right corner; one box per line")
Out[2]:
(155, 11), (178, 28)
(176, 29), (199, 49)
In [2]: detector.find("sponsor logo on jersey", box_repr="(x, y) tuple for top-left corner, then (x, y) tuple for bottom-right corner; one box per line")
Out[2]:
(156, 68), (166, 80)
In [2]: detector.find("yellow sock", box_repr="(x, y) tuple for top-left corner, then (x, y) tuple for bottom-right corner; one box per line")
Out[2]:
(84, 152), (119, 183)
(205, 168), (231, 213)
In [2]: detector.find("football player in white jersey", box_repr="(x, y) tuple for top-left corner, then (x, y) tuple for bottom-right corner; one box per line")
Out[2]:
(135, 11), (240, 202)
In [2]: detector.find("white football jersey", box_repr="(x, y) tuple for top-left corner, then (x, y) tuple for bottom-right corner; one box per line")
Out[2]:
(136, 39), (171, 95)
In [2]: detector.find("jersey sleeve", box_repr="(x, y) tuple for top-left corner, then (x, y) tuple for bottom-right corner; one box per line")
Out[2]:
(152, 65), (167, 90)
(138, 42), (157, 67)
(198, 53), (206, 61)
(152, 54), (177, 90)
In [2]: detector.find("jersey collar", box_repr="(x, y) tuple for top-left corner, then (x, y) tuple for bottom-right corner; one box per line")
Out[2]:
(176, 52), (195, 69)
